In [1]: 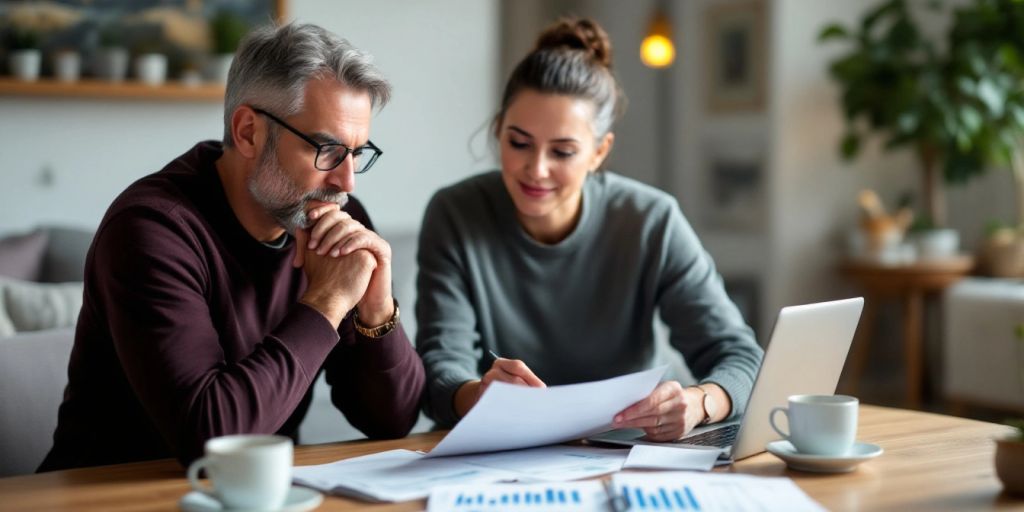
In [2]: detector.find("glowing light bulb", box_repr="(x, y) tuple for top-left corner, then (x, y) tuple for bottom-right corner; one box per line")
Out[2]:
(641, 33), (675, 68)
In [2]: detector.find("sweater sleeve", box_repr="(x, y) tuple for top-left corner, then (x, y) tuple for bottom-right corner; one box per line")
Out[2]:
(95, 207), (340, 465)
(322, 199), (426, 439)
(414, 193), (483, 427)
(654, 202), (764, 420)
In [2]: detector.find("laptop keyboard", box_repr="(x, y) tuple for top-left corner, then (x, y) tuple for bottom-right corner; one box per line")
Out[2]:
(674, 423), (740, 448)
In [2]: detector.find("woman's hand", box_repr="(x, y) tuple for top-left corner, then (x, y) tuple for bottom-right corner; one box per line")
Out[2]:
(611, 382), (707, 442)
(453, 358), (546, 418)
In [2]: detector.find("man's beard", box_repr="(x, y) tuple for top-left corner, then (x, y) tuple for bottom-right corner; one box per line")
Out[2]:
(247, 138), (349, 235)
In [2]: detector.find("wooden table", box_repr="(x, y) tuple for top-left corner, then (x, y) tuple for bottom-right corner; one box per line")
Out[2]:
(0, 406), (1019, 511)
(840, 257), (975, 407)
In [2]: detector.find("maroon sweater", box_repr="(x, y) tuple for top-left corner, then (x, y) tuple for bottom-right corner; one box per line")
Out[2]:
(39, 141), (424, 472)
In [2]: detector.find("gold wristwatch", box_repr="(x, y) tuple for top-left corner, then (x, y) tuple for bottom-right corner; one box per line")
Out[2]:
(353, 300), (400, 338)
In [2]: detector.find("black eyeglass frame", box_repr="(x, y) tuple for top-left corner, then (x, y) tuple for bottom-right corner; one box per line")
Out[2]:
(252, 107), (382, 173)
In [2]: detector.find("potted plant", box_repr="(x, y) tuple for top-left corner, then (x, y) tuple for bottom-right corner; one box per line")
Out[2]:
(52, 47), (81, 83)
(92, 24), (129, 82)
(205, 10), (249, 83)
(6, 26), (42, 82)
(994, 324), (1024, 495)
(947, 0), (1024, 277)
(133, 38), (167, 87)
(819, 0), (990, 259)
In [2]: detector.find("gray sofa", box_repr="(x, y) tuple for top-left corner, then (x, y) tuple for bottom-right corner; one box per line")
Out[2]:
(0, 226), (426, 476)
(0, 226), (93, 477)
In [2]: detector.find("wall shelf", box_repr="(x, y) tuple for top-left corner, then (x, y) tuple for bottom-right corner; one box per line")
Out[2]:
(0, 78), (224, 102)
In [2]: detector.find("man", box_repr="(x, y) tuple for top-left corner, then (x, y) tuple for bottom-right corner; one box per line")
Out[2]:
(38, 23), (424, 471)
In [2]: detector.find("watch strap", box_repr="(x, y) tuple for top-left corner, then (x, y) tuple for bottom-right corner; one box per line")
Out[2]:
(353, 299), (400, 339)
(692, 385), (712, 425)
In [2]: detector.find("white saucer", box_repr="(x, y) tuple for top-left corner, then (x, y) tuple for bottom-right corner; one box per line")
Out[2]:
(765, 440), (883, 473)
(179, 485), (323, 512)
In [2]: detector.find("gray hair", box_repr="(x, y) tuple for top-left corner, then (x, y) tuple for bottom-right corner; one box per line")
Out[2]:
(222, 22), (391, 147)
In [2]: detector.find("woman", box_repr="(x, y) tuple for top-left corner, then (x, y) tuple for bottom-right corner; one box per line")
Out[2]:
(416, 18), (763, 442)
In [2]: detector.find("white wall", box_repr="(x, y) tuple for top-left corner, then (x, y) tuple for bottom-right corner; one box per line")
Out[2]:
(0, 0), (499, 237)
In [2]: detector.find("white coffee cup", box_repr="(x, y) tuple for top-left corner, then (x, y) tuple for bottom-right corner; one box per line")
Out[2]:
(186, 434), (293, 509)
(769, 394), (858, 456)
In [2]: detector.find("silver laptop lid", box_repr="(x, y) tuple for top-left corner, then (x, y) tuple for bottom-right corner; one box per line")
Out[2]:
(730, 297), (863, 459)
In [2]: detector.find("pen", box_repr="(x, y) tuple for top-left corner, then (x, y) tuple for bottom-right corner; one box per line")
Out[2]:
(602, 479), (628, 512)
(488, 349), (501, 361)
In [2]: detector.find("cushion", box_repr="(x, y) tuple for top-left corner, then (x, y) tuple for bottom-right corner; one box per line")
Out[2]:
(39, 226), (93, 283)
(0, 298), (13, 338)
(0, 230), (48, 281)
(0, 277), (83, 333)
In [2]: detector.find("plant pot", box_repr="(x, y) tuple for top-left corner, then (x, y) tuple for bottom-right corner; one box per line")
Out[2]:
(9, 49), (42, 82)
(92, 47), (129, 82)
(53, 51), (81, 83)
(983, 233), (1024, 278)
(205, 53), (234, 83)
(134, 53), (167, 86)
(996, 437), (1024, 496)
(847, 228), (915, 264)
(912, 228), (960, 261)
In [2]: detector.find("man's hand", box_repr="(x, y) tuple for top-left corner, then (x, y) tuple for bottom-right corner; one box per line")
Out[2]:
(294, 203), (395, 327)
(453, 358), (546, 418)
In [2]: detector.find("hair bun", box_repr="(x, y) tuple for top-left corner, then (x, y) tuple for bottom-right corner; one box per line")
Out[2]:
(534, 17), (613, 69)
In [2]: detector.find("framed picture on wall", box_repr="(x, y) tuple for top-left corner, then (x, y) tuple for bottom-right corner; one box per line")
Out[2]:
(703, 148), (765, 233)
(704, 0), (767, 113)
(723, 275), (760, 338)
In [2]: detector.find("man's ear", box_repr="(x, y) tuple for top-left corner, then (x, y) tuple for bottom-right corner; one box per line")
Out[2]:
(231, 105), (262, 159)
(590, 132), (615, 171)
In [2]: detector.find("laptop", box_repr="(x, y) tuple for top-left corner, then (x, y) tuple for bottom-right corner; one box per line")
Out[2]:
(588, 297), (864, 461)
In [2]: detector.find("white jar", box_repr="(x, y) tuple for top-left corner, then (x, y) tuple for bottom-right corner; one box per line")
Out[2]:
(9, 49), (42, 82)
(53, 51), (81, 82)
(134, 53), (167, 86)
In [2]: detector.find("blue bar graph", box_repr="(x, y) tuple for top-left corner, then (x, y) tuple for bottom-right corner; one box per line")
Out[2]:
(620, 484), (702, 511)
(436, 482), (604, 511)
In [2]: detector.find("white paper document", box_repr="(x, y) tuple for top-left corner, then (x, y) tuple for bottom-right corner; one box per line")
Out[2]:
(293, 449), (511, 502)
(292, 445), (628, 502)
(611, 472), (826, 512)
(428, 481), (609, 512)
(448, 445), (628, 482)
(622, 444), (720, 471)
(427, 365), (668, 458)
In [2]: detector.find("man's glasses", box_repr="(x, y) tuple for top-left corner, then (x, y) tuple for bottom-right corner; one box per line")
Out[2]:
(253, 107), (382, 174)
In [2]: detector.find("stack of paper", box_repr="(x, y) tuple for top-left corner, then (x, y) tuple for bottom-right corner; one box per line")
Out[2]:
(292, 446), (628, 502)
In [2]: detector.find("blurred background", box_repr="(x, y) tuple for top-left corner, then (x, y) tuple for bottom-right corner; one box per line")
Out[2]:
(0, 0), (1022, 444)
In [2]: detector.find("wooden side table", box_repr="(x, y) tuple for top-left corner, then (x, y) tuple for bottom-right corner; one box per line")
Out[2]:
(840, 256), (974, 408)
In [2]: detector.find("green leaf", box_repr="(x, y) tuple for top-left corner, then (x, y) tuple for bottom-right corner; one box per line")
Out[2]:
(978, 78), (1005, 117)
(959, 106), (983, 135)
(818, 24), (850, 42)
(897, 112), (920, 133)
(841, 132), (861, 160)
(1010, 105), (1024, 130)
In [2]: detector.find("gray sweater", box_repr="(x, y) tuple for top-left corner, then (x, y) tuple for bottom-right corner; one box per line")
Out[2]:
(415, 171), (764, 427)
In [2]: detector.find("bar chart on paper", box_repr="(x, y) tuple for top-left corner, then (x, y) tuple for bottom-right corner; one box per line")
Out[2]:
(611, 472), (825, 512)
(427, 481), (608, 511)
(618, 482), (701, 510)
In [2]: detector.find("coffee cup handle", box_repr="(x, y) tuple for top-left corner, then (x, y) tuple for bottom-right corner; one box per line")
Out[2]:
(186, 456), (216, 497)
(769, 407), (790, 440)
